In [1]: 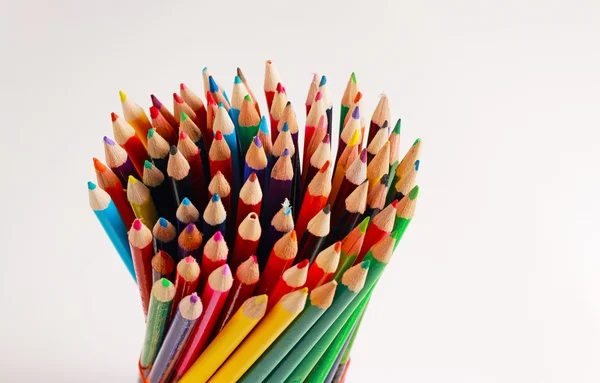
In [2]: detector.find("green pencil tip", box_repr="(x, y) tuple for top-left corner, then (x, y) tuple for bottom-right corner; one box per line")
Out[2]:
(358, 216), (370, 234)
(360, 260), (371, 269)
(87, 181), (97, 190)
(390, 229), (401, 240)
(161, 278), (171, 287)
(409, 185), (419, 200)
(181, 112), (188, 122)
(351, 72), (357, 83)
(148, 128), (155, 138)
(144, 160), (153, 169)
(244, 94), (252, 102)
(412, 138), (421, 146)
(393, 119), (401, 134)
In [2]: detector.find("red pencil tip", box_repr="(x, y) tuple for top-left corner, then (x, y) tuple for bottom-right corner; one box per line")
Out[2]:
(251, 255), (257, 263)
(354, 92), (363, 103)
(248, 172), (257, 181)
(180, 83), (187, 90)
(315, 92), (323, 101)
(173, 93), (183, 103)
(149, 106), (160, 119)
(319, 161), (331, 173)
(290, 230), (297, 241)
(133, 219), (142, 231)
(276, 82), (284, 93)
(206, 92), (216, 105)
(297, 259), (309, 268)
(391, 199), (399, 208)
(334, 241), (342, 252)
(110, 112), (119, 122)
(179, 131), (187, 140)
(215, 130), (223, 140)
(92, 157), (107, 172)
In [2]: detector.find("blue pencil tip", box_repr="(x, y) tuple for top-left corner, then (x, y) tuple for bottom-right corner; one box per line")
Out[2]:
(209, 76), (218, 92)
(282, 122), (289, 132)
(202, 66), (207, 72)
(352, 107), (360, 119)
(218, 102), (224, 108)
(414, 160), (420, 171)
(234, 76), (242, 84)
(259, 116), (269, 133)
(211, 193), (220, 202)
(282, 148), (290, 156)
(159, 217), (168, 227)
(87, 181), (97, 190)
(182, 197), (191, 206)
(319, 75), (327, 87)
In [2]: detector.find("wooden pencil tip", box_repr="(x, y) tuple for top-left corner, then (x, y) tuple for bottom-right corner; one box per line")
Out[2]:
(92, 157), (106, 172)
(110, 112), (119, 122)
(119, 90), (127, 102)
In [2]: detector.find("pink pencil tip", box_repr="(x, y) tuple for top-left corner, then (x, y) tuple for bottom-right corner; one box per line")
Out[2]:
(173, 93), (183, 103)
(179, 131), (187, 140)
(110, 112), (119, 122)
(185, 256), (194, 264)
(133, 219), (142, 231)
(315, 92), (323, 101)
(180, 83), (187, 90)
(360, 149), (368, 162)
(222, 264), (231, 276)
(214, 231), (223, 242)
(149, 106), (160, 119)
(251, 255), (257, 263)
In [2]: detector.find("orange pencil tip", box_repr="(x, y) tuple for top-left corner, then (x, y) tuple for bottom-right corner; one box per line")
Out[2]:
(290, 230), (297, 241)
(354, 92), (362, 103)
(334, 241), (342, 252)
(319, 161), (331, 173)
(92, 157), (107, 172)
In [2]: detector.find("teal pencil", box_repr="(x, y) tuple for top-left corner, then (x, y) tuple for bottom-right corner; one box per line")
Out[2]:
(88, 181), (135, 281)
(214, 102), (241, 205)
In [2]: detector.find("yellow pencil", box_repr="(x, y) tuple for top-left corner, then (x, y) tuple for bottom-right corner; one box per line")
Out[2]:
(119, 90), (152, 148)
(179, 295), (268, 383)
(207, 288), (309, 383)
(126, 175), (159, 228)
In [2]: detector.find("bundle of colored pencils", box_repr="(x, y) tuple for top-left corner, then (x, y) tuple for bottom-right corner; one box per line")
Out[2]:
(88, 61), (421, 383)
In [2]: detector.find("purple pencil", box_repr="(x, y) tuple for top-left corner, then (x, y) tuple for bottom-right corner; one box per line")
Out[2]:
(177, 223), (202, 262)
(103, 136), (139, 186)
(243, 136), (268, 193)
(147, 293), (203, 383)
(262, 148), (293, 226)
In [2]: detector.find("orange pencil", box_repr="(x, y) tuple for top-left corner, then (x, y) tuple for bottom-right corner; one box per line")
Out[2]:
(119, 90), (152, 148)
(295, 161), (332, 240)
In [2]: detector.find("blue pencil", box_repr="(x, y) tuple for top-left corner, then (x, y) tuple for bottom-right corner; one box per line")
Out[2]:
(262, 149), (294, 226)
(87, 181), (135, 281)
(215, 102), (241, 201)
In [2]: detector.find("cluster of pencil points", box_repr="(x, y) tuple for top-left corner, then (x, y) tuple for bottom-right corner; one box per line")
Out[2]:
(87, 61), (421, 383)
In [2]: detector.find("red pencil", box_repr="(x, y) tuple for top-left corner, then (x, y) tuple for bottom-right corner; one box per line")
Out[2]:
(356, 200), (398, 263)
(301, 133), (330, 198)
(178, 131), (208, 212)
(236, 172), (263, 232)
(173, 264), (233, 380)
(305, 73), (320, 116)
(256, 230), (298, 296)
(208, 171), (232, 223)
(270, 83), (287, 142)
(366, 121), (389, 164)
(200, 231), (229, 292)
(295, 161), (332, 240)
(368, 93), (391, 145)
(111, 112), (149, 176)
(332, 150), (367, 226)
(267, 259), (309, 313)
(93, 157), (135, 228)
(180, 83), (209, 139)
(151, 94), (179, 132)
(205, 92), (218, 141)
(264, 60), (281, 111)
(128, 219), (154, 317)
(173, 93), (199, 128)
(150, 106), (178, 146)
(169, 255), (200, 323)
(304, 91), (326, 157)
(302, 115), (328, 188)
(215, 255), (260, 332)
(209, 131), (233, 187)
(304, 241), (341, 290)
(119, 90), (152, 148)
(177, 223), (203, 262)
(231, 212), (261, 271)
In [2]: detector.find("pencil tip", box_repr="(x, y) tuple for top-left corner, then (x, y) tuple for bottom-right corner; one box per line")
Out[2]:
(360, 149), (367, 163)
(253, 135), (263, 148)
(103, 136), (115, 146)
(119, 90), (127, 102)
(218, 102), (224, 108)
(180, 112), (188, 122)
(414, 160), (420, 171)
(298, 259), (309, 268)
(249, 172), (257, 181)
(360, 259), (371, 269)
(180, 83), (187, 90)
(170, 145), (178, 155)
(215, 130), (223, 140)
(282, 122), (289, 132)
(185, 223), (195, 233)
(92, 158), (106, 171)
(319, 75), (327, 87)
(323, 134), (330, 144)
(182, 197), (190, 206)
(128, 175), (137, 184)
(290, 230), (297, 241)
(358, 216), (370, 233)
(185, 255), (194, 264)
(133, 219), (142, 231)
(110, 112), (119, 122)
(209, 76), (218, 92)
(282, 148), (290, 157)
(161, 278), (171, 287)
(87, 181), (96, 190)
(244, 94), (252, 102)
(214, 231), (223, 242)
(234, 76), (242, 84)
(409, 185), (419, 200)
(259, 116), (269, 133)
(413, 138), (421, 146)
(391, 199), (399, 208)
(315, 91), (323, 101)
(393, 119), (401, 134)
(323, 204), (331, 214)
(335, 241), (342, 252)
(222, 263), (231, 276)
(299, 287), (309, 294)
(159, 217), (168, 227)
(351, 72), (357, 83)
(276, 82), (284, 93)
(211, 193), (221, 202)
(173, 93), (183, 103)
(352, 106), (360, 119)
(179, 131), (187, 141)
(147, 128), (155, 139)
(190, 293), (199, 303)
(150, 94), (162, 109)
(149, 106), (160, 119)
(144, 160), (153, 169)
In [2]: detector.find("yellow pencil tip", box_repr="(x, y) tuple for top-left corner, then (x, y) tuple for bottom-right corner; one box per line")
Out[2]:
(119, 90), (127, 102)
(255, 294), (268, 304)
(299, 287), (309, 294)
(349, 129), (360, 146)
(128, 175), (137, 183)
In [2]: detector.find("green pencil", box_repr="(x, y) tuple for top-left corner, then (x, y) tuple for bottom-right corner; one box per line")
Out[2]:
(333, 216), (369, 281)
(264, 260), (370, 383)
(393, 185), (419, 249)
(339, 73), (358, 137)
(385, 160), (400, 205)
(238, 94), (261, 158)
(139, 278), (175, 371)
(238, 281), (338, 382)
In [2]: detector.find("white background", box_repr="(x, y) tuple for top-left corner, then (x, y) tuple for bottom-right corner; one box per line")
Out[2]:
(1, 0), (599, 382)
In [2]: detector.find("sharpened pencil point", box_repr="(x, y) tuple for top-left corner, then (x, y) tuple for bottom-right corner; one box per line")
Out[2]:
(214, 231), (223, 242)
(222, 264), (231, 276)
(358, 217), (370, 233)
(413, 138), (421, 146)
(92, 158), (106, 171)
(211, 193), (220, 202)
(409, 185), (419, 200)
(290, 230), (297, 241)
(250, 255), (257, 263)
(133, 219), (142, 231)
(255, 294), (267, 304)
(335, 241), (342, 252)
(276, 82), (284, 93)
(244, 94), (252, 102)
(161, 278), (171, 287)
(282, 122), (289, 132)
(323, 134), (330, 144)
(352, 106), (360, 119)
(414, 160), (420, 171)
(253, 135), (263, 148)
(180, 112), (188, 122)
(207, 92), (216, 105)
(149, 106), (160, 119)
(119, 90), (127, 102)
(234, 76), (242, 84)
(249, 172), (257, 181)
(282, 148), (290, 157)
(169, 145), (178, 155)
(351, 72), (357, 83)
(144, 160), (153, 169)
(182, 197), (190, 206)
(391, 199), (399, 208)
(299, 287), (309, 294)
(209, 76), (218, 92)
(217, 102), (225, 109)
(394, 119), (402, 134)
(202, 66), (207, 72)
(315, 91), (323, 101)
(147, 129), (155, 139)
(360, 149), (367, 163)
(159, 218), (168, 228)
(128, 175), (138, 184)
(319, 75), (327, 87)
(179, 83), (187, 90)
(215, 130), (223, 140)
(87, 181), (97, 190)
(110, 112), (119, 122)
(103, 136), (116, 146)
(179, 131), (187, 140)
(185, 223), (195, 233)
(259, 116), (269, 133)
(323, 205), (331, 214)
(173, 93), (183, 103)
(297, 259), (309, 269)
(185, 256), (194, 264)
(360, 260), (371, 269)
(150, 94), (163, 109)
(190, 293), (199, 303)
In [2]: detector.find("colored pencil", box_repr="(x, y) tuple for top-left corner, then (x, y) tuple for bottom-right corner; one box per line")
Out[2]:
(257, 198), (294, 268)
(343, 92), (367, 145)
(209, 288), (308, 383)
(303, 115), (328, 185)
(391, 159), (419, 203)
(270, 82), (287, 142)
(88, 181), (135, 281)
(148, 293), (203, 383)
(119, 90), (152, 148)
(305, 242), (341, 290)
(179, 83), (209, 140)
(173, 264), (233, 380)
(356, 199), (397, 263)
(236, 172), (263, 232)
(231, 212), (261, 271)
(177, 223), (202, 262)
(207, 172), (232, 227)
(215, 255), (260, 332)
(93, 157), (136, 228)
(395, 138), (422, 181)
(169, 256), (201, 323)
(178, 131), (209, 212)
(208, 131), (233, 188)
(329, 129), (361, 205)
(208, 75), (231, 110)
(366, 121), (389, 164)
(129, 219), (154, 316)
(333, 180), (369, 242)
(264, 60), (281, 111)
(331, 148), (367, 225)
(388, 119), (402, 165)
(393, 185), (419, 246)
(302, 133), (331, 198)
(179, 111), (207, 156)
(337, 107), (362, 166)
(272, 122), (296, 174)
(332, 216), (369, 283)
(150, 106), (178, 146)
(151, 250), (175, 284)
(205, 92), (218, 142)
(140, 278), (176, 373)
(339, 73), (358, 135)
(329, 313), (362, 383)
(200, 231), (228, 292)
(263, 149), (293, 225)
(238, 95), (261, 158)
(167, 145), (196, 208)
(213, 102), (240, 192)
(385, 160), (400, 206)
(277, 101), (299, 152)
(230, 75), (248, 129)
(151, 94), (179, 132)
(366, 141), (390, 193)
(295, 161), (332, 240)
(202, 194), (227, 246)
(368, 94), (391, 145)
(173, 93), (198, 129)
(112, 112), (149, 176)
(304, 91), (325, 158)
(143, 160), (177, 223)
(305, 73), (320, 115)
(318, 75), (333, 138)
(180, 294), (267, 383)
(175, 198), (200, 234)
(296, 205), (331, 264)
(243, 136), (268, 193)
(152, 217), (178, 257)
(257, 115), (274, 161)
(239, 281), (337, 382)
(147, 128), (170, 175)
(104, 136), (139, 186)
(127, 175), (159, 229)
(267, 259), (309, 313)
(262, 261), (369, 382)
(236, 67), (261, 115)
(256, 229), (298, 295)
(365, 174), (390, 219)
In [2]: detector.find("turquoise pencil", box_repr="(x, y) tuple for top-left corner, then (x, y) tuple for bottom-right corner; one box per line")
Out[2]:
(214, 102), (241, 206)
(87, 181), (135, 281)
